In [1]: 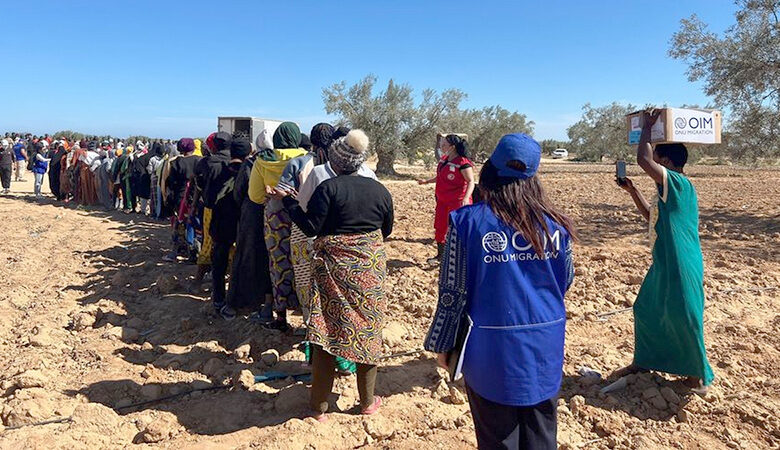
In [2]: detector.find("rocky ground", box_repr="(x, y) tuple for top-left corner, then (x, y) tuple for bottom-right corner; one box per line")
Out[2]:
(0, 162), (778, 449)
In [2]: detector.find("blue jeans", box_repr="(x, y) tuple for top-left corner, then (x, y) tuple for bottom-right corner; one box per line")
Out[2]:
(34, 172), (45, 196)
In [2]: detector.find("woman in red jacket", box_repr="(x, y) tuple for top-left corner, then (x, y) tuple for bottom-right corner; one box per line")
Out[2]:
(418, 134), (475, 264)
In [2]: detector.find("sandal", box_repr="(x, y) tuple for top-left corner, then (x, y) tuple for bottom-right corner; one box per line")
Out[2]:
(360, 396), (382, 415)
(308, 411), (328, 423)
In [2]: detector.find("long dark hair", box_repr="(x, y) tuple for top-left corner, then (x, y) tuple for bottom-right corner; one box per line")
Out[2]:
(479, 160), (577, 256)
(446, 134), (468, 158)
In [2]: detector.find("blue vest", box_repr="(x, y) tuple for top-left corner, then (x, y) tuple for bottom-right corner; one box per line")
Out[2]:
(453, 203), (570, 406)
(33, 158), (48, 174)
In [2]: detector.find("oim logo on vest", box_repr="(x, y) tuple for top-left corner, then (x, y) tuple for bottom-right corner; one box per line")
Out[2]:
(481, 230), (562, 264)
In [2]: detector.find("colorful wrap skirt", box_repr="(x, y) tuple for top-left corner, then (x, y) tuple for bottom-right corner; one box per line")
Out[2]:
(307, 230), (387, 365)
(290, 224), (316, 322)
(264, 199), (298, 311)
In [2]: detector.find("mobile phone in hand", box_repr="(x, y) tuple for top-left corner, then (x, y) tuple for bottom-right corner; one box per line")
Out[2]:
(616, 160), (627, 185)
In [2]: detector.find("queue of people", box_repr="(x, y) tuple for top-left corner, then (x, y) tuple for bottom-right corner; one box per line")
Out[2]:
(2, 115), (714, 449)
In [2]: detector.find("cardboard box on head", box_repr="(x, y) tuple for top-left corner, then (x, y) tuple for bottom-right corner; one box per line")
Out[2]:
(626, 108), (722, 145)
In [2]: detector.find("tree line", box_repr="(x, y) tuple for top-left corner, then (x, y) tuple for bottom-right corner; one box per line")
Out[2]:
(327, 1), (778, 171)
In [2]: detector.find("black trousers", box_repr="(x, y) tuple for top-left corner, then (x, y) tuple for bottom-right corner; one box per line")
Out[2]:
(465, 383), (557, 450)
(211, 239), (233, 306)
(0, 166), (11, 189)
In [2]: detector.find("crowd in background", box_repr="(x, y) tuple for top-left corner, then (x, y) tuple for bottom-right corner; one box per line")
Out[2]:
(0, 117), (715, 449)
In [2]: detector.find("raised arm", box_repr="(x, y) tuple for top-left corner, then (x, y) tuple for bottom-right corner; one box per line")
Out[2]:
(636, 110), (666, 186)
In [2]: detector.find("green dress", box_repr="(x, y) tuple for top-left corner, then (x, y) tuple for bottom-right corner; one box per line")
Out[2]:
(633, 168), (714, 385)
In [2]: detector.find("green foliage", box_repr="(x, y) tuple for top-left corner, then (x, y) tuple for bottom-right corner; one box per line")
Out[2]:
(567, 102), (636, 162)
(323, 75), (533, 174)
(539, 139), (570, 155)
(52, 130), (86, 141)
(670, 1), (780, 161)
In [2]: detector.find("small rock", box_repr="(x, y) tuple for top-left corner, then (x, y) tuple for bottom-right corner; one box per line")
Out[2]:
(274, 384), (309, 413)
(140, 384), (162, 400)
(364, 420), (394, 440)
(660, 387), (680, 404)
(449, 385), (467, 405)
(141, 342), (154, 351)
(431, 379), (448, 399)
(642, 387), (661, 400)
(383, 322), (409, 347)
(123, 327), (140, 342)
(202, 358), (223, 376)
(138, 416), (178, 443)
(649, 395), (668, 410)
(125, 317), (144, 330)
(260, 349), (280, 367)
(234, 343), (251, 360)
(235, 370), (255, 390)
(627, 275), (644, 285)
(570, 395), (586, 415)
(72, 312), (95, 331)
(13, 370), (47, 389)
(677, 409), (691, 423)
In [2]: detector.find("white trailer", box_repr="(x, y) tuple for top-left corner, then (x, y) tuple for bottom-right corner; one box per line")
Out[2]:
(217, 117), (287, 146)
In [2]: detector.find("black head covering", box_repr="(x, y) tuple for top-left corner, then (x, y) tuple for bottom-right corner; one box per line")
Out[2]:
(214, 131), (232, 151)
(230, 139), (252, 159)
(299, 134), (312, 151)
(332, 126), (351, 141)
(310, 123), (335, 150)
(151, 142), (163, 157)
(87, 141), (98, 151)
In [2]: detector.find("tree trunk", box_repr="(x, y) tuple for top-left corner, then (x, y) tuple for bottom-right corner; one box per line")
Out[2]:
(375, 148), (397, 176)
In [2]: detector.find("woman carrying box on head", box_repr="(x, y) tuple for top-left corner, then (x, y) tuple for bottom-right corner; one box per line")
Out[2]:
(613, 110), (714, 394)
(424, 133), (576, 450)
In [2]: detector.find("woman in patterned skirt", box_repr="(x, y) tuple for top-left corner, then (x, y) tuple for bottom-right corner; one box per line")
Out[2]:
(279, 129), (394, 421)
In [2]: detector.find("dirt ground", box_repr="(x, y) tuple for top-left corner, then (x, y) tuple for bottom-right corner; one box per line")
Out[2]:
(0, 162), (778, 449)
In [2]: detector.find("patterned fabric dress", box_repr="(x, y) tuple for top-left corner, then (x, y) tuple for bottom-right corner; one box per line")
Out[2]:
(307, 230), (387, 365)
(264, 199), (299, 311)
(290, 224), (316, 321)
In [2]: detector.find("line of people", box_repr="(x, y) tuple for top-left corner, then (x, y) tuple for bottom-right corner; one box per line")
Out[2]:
(3, 119), (714, 449)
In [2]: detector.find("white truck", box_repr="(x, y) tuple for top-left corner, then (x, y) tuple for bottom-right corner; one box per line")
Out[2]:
(216, 117), (287, 146)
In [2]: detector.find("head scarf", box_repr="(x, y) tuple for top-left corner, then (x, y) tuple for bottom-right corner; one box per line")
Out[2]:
(299, 134), (312, 151)
(230, 139), (252, 159)
(272, 122), (301, 150)
(205, 132), (217, 153)
(329, 129), (369, 173)
(310, 123), (335, 151)
(255, 129), (273, 151)
(177, 138), (195, 154)
(151, 142), (163, 157)
(194, 138), (203, 156)
(213, 132), (232, 151)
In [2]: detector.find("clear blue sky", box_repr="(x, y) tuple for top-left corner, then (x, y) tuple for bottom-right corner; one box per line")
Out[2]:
(0, 0), (737, 141)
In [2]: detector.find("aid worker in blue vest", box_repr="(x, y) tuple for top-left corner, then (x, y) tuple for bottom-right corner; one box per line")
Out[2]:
(424, 133), (576, 450)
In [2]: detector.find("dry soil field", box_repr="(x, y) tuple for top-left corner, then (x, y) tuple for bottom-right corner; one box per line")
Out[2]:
(0, 162), (778, 449)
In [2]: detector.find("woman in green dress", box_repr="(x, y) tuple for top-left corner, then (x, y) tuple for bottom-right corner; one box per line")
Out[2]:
(615, 110), (714, 393)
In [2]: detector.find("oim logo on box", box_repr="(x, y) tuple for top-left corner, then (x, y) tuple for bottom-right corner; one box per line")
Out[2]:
(674, 116), (714, 130)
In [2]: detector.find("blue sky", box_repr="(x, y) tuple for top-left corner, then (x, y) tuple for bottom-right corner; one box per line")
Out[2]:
(0, 1), (737, 140)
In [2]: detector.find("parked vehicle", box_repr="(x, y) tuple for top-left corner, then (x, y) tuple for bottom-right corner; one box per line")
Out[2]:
(552, 148), (569, 159)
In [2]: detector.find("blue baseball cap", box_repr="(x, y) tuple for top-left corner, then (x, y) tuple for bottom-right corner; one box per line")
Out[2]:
(489, 133), (541, 179)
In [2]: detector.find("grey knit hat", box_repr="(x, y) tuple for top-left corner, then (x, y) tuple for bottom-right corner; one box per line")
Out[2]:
(328, 129), (369, 173)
